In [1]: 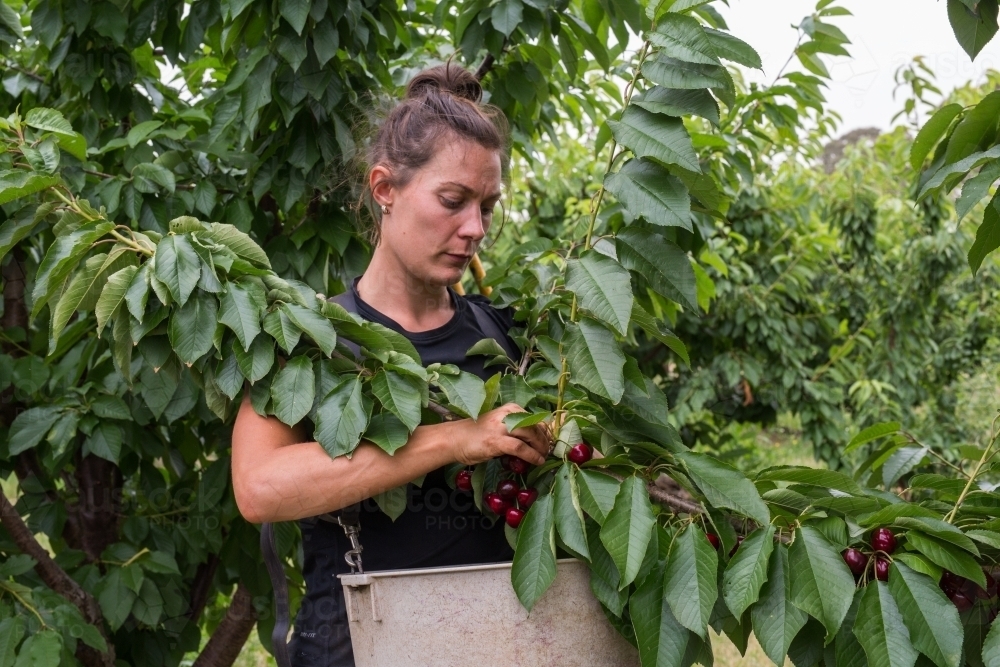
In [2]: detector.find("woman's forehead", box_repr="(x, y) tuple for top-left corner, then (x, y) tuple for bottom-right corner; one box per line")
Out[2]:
(423, 138), (502, 186)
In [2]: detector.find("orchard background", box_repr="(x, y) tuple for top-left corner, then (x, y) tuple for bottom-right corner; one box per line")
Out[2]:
(2, 0), (1000, 666)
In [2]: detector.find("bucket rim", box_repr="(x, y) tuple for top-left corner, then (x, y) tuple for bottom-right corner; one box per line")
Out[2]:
(338, 557), (583, 587)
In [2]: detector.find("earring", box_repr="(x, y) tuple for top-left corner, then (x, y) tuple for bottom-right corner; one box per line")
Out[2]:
(381, 204), (389, 215)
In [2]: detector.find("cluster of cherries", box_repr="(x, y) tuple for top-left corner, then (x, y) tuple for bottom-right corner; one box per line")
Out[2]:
(938, 570), (998, 613)
(454, 442), (595, 529)
(841, 527), (897, 582)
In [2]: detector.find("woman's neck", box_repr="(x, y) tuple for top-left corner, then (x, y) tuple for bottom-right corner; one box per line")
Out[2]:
(356, 248), (455, 332)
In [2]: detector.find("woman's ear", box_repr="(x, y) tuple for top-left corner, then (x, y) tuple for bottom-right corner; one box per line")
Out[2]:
(369, 164), (393, 208)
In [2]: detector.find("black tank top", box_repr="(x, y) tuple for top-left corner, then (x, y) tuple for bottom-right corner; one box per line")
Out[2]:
(290, 278), (518, 667)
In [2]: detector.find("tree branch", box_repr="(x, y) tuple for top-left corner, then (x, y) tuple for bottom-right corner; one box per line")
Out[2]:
(192, 582), (258, 667)
(187, 554), (221, 622)
(0, 492), (115, 667)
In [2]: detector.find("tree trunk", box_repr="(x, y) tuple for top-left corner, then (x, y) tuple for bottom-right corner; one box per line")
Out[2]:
(187, 554), (221, 622)
(192, 582), (258, 667)
(71, 454), (123, 562)
(0, 491), (115, 667)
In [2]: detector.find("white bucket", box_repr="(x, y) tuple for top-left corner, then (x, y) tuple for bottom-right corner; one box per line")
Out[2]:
(339, 558), (640, 667)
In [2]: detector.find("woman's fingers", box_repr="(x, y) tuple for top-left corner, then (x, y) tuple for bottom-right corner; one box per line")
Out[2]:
(509, 424), (551, 457)
(502, 436), (547, 466)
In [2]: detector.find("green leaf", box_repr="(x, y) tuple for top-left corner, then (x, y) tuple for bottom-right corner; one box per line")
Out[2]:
(678, 451), (770, 525)
(703, 27), (762, 68)
(888, 562), (963, 667)
(788, 525), (856, 641)
(154, 234), (201, 307)
(757, 465), (865, 495)
(126, 120), (163, 148)
(363, 412), (409, 455)
(577, 469), (622, 524)
(372, 485), (407, 521)
(630, 302), (690, 366)
(599, 476), (656, 589)
(219, 282), (262, 352)
(969, 194), (1000, 275)
(565, 251), (634, 335)
(957, 159), (1000, 222)
(0, 212), (43, 263)
(168, 291), (218, 364)
(271, 356), (315, 425)
(97, 568), (138, 631)
(511, 493), (556, 612)
(314, 377), (371, 458)
(630, 565), (691, 667)
(634, 86), (720, 127)
(435, 370), (487, 419)
(0, 170), (60, 207)
(280, 0), (310, 33)
(263, 309), (302, 354)
(553, 464), (590, 561)
(202, 223), (271, 268)
(84, 422), (123, 463)
(723, 525), (775, 618)
(608, 106), (700, 173)
(8, 406), (62, 456)
(854, 581), (919, 667)
(95, 265), (137, 336)
(0, 2), (24, 40)
(845, 420), (902, 453)
(945, 91), (1000, 165)
(23, 108), (88, 159)
(502, 411), (550, 431)
(0, 617), (25, 667)
(12, 630), (61, 667)
(31, 221), (114, 318)
(664, 522), (719, 639)
(50, 253), (106, 346)
(983, 616), (1000, 667)
(892, 517), (979, 556)
(643, 54), (731, 90)
(281, 304), (337, 356)
(906, 530), (986, 589)
(604, 159), (692, 231)
(947, 0), (999, 60)
(616, 227), (698, 311)
(563, 318), (626, 402)
(911, 104), (963, 170)
(234, 335), (275, 383)
(132, 162), (176, 194)
(491, 0), (523, 36)
(371, 370), (423, 432)
(752, 544), (808, 667)
(649, 14), (720, 65)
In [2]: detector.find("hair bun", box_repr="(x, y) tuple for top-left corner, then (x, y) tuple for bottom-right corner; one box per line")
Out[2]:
(405, 64), (483, 104)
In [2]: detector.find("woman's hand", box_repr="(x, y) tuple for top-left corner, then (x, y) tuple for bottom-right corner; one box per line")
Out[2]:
(448, 402), (552, 467)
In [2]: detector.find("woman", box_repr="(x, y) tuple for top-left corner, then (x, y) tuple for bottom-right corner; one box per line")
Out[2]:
(231, 64), (552, 667)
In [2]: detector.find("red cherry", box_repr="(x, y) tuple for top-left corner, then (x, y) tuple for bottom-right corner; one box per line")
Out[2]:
(842, 548), (868, 577)
(485, 492), (507, 515)
(497, 479), (520, 500)
(706, 533), (720, 550)
(499, 455), (513, 470)
(874, 558), (890, 582)
(567, 443), (593, 464)
(516, 487), (538, 509)
(941, 571), (966, 594)
(728, 536), (744, 558)
(455, 469), (473, 491)
(978, 572), (998, 600)
(508, 457), (530, 475)
(950, 590), (974, 611)
(505, 507), (525, 528)
(870, 528), (897, 555)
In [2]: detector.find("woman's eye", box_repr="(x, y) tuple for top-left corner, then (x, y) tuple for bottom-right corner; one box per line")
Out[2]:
(441, 198), (461, 209)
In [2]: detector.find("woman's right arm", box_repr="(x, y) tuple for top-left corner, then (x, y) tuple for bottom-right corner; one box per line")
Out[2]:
(231, 393), (550, 524)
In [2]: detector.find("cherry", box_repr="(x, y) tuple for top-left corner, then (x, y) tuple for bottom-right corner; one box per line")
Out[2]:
(506, 507), (526, 528)
(842, 548), (868, 578)
(978, 572), (998, 600)
(455, 469), (473, 492)
(508, 457), (530, 475)
(874, 558), (890, 582)
(516, 487), (538, 510)
(950, 590), (974, 611)
(706, 533), (720, 550)
(497, 479), (520, 500)
(870, 528), (897, 555)
(485, 492), (507, 515)
(567, 443), (593, 465)
(729, 536), (744, 558)
(941, 571), (966, 594)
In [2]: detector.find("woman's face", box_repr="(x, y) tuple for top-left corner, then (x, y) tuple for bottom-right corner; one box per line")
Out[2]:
(372, 136), (502, 289)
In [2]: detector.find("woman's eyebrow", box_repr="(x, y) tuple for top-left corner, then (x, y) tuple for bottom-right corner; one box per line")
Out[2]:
(440, 181), (502, 200)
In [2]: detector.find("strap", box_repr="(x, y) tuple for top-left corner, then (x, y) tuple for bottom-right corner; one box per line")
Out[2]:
(328, 290), (361, 359)
(261, 523), (292, 667)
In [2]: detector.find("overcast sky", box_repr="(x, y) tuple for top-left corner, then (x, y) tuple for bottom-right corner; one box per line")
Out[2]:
(717, 0), (1000, 135)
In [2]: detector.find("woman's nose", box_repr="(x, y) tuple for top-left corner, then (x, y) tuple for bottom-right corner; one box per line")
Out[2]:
(457, 206), (487, 243)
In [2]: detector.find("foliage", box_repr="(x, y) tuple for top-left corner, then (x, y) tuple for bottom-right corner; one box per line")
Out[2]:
(1, 1), (1000, 667)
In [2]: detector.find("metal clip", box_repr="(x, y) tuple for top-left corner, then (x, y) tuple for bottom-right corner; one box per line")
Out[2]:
(337, 517), (364, 573)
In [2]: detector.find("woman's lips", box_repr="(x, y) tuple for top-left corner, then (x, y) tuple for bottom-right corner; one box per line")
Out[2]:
(445, 253), (472, 263)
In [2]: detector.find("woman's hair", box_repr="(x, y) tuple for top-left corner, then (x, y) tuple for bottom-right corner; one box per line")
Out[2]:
(355, 62), (511, 244)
